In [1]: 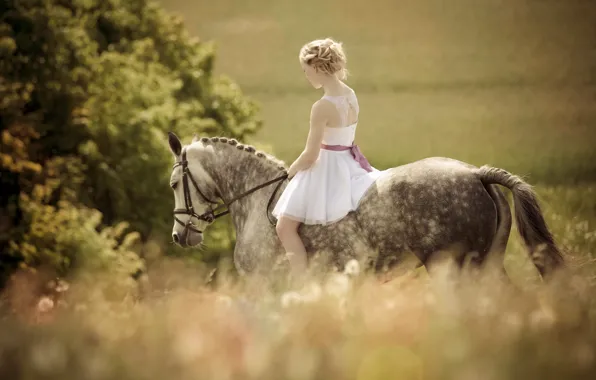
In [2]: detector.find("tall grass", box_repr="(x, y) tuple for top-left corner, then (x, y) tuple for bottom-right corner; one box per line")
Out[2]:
(1, 250), (596, 380)
(1, 184), (595, 379)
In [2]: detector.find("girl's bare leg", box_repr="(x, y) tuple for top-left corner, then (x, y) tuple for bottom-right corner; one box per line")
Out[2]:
(276, 217), (308, 275)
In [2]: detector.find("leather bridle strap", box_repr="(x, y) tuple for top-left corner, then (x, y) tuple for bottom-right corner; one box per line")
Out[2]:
(173, 148), (219, 236)
(172, 147), (288, 236)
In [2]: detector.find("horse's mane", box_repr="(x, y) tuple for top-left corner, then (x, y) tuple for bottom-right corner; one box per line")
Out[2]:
(191, 136), (287, 171)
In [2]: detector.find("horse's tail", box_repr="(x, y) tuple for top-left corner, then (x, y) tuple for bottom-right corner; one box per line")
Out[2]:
(483, 183), (512, 265)
(476, 166), (564, 278)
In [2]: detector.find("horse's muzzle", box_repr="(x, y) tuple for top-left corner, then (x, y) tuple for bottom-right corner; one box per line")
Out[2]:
(172, 230), (203, 247)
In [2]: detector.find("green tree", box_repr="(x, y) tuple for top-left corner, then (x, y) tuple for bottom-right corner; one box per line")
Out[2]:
(0, 0), (260, 286)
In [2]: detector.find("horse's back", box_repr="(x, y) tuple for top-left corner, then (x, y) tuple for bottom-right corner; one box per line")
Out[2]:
(380, 156), (477, 179)
(356, 157), (498, 267)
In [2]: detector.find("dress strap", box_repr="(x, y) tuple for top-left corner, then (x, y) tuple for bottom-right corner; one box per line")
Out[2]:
(322, 92), (359, 127)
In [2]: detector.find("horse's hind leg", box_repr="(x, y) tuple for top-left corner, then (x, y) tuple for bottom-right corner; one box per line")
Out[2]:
(422, 245), (468, 279)
(416, 185), (513, 283)
(373, 251), (422, 282)
(482, 184), (513, 283)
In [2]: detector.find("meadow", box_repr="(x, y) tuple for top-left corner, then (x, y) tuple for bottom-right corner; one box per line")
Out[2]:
(161, 0), (596, 244)
(160, 0), (596, 185)
(1, 1), (595, 379)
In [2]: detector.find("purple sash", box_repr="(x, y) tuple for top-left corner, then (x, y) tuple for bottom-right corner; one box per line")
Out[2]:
(321, 142), (373, 172)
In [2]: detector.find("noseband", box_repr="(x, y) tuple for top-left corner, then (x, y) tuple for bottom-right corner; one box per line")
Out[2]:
(173, 147), (288, 239)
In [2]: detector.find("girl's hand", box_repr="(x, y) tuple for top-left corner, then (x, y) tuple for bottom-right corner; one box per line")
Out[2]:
(288, 163), (299, 178)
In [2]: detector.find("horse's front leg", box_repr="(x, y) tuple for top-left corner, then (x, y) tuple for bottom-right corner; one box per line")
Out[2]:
(233, 232), (285, 276)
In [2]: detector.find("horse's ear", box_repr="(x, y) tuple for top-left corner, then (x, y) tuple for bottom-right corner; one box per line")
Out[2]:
(168, 132), (182, 156)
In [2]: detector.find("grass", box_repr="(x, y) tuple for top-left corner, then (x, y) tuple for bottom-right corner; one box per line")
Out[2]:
(1, 237), (596, 380)
(1, 1), (595, 378)
(159, 0), (596, 184)
(252, 87), (596, 183)
(0, 182), (594, 380)
(158, 0), (596, 249)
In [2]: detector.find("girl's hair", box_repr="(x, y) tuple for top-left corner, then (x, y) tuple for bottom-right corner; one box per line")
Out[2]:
(299, 38), (348, 79)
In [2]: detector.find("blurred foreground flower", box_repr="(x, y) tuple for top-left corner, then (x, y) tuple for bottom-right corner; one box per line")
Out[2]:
(36, 296), (54, 313)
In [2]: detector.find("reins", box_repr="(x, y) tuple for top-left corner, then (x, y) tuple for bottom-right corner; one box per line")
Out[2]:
(173, 147), (288, 239)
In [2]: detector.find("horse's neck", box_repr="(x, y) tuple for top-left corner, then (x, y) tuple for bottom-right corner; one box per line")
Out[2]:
(207, 147), (283, 201)
(200, 144), (286, 233)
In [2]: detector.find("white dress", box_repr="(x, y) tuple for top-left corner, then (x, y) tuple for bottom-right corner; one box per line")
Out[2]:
(272, 91), (383, 225)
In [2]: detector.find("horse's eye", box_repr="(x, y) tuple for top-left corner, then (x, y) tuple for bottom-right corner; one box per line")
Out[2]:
(171, 182), (178, 190)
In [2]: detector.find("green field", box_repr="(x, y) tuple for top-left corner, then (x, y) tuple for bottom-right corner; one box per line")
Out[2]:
(160, 0), (596, 179)
(160, 0), (596, 249)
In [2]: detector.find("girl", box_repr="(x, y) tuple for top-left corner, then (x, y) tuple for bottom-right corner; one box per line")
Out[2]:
(272, 38), (382, 275)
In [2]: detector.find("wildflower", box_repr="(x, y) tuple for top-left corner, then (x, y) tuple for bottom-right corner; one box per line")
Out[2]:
(55, 280), (69, 293)
(343, 259), (361, 277)
(281, 291), (303, 308)
(529, 306), (557, 330)
(37, 296), (54, 313)
(301, 283), (323, 303)
(215, 294), (233, 308)
(324, 273), (351, 299)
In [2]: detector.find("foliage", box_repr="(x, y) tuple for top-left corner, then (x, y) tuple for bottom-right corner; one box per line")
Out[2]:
(8, 184), (144, 278)
(0, 0), (261, 285)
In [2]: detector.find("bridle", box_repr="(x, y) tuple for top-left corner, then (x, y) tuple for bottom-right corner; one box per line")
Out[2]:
(172, 147), (288, 241)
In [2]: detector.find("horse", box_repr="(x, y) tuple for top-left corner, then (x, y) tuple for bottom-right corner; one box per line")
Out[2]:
(167, 132), (564, 280)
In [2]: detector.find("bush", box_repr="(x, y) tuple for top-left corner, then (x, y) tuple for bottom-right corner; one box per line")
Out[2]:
(0, 0), (260, 286)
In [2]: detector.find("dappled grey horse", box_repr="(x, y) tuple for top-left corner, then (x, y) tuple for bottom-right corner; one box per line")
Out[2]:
(167, 133), (564, 279)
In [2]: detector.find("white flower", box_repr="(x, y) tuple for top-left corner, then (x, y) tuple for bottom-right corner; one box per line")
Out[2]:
(529, 307), (557, 330)
(343, 259), (361, 277)
(37, 296), (54, 313)
(324, 273), (351, 299)
(281, 291), (303, 308)
(55, 280), (69, 293)
(300, 283), (322, 303)
(215, 294), (233, 308)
